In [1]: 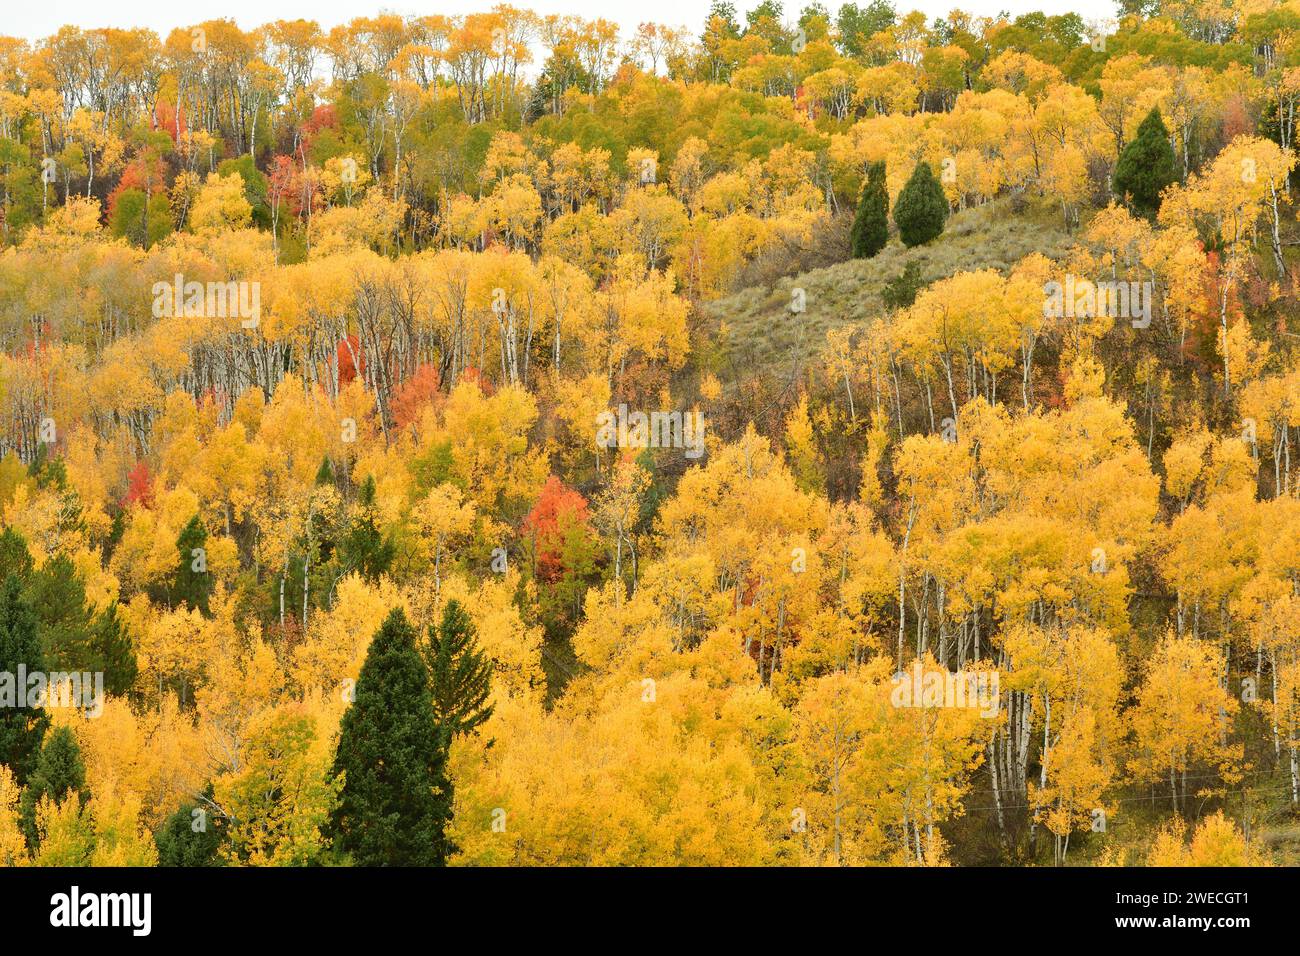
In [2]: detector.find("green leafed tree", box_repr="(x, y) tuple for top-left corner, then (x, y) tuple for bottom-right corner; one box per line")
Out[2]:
(108, 187), (172, 248)
(2, 534), (135, 689)
(835, 1), (897, 59)
(881, 259), (925, 309)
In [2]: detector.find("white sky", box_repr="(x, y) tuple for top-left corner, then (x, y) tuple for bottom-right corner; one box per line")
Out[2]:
(25, 1), (1119, 41)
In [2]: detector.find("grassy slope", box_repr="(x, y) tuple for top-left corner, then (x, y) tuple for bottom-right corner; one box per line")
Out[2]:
(696, 199), (1078, 395)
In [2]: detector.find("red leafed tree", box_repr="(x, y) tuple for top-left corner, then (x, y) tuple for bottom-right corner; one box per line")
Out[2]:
(268, 154), (302, 232)
(1220, 95), (1252, 142)
(23, 325), (51, 358)
(336, 334), (365, 385)
(105, 155), (168, 221)
(122, 460), (154, 508)
(1183, 250), (1231, 371)
(522, 476), (591, 583)
(154, 100), (188, 144)
(390, 364), (442, 430)
(297, 104), (339, 156)
(458, 366), (494, 396)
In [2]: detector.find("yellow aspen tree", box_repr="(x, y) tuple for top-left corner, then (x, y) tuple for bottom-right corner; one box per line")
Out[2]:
(1128, 632), (1241, 813)
(0, 766), (27, 866)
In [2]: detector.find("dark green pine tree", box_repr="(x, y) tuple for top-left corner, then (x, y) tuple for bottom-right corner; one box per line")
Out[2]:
(314, 456), (336, 487)
(26, 445), (68, 491)
(426, 600), (494, 740)
(0, 527), (33, 583)
(93, 603), (137, 697)
(1113, 106), (1178, 218)
(7, 533), (133, 685)
(155, 784), (226, 866)
(329, 608), (451, 866)
(338, 476), (395, 582)
(172, 515), (213, 614)
(19, 725), (87, 848)
(0, 575), (48, 785)
(850, 160), (889, 258)
(880, 259), (926, 310)
(26, 553), (96, 671)
(892, 160), (949, 247)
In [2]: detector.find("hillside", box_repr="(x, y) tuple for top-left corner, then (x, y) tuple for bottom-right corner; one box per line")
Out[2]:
(698, 200), (1078, 397)
(3, 0), (1300, 884)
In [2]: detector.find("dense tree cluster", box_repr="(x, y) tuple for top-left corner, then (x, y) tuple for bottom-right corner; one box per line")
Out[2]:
(1, 0), (1300, 867)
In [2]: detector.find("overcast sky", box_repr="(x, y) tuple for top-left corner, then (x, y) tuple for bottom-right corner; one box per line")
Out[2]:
(23, 1), (1119, 41)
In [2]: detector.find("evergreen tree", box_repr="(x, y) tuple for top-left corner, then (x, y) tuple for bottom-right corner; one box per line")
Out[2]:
(314, 456), (336, 487)
(338, 476), (394, 582)
(0, 575), (47, 785)
(426, 600), (494, 740)
(172, 515), (213, 614)
(1113, 106), (1178, 217)
(0, 528), (32, 583)
(329, 608), (450, 866)
(26, 554), (96, 671)
(7, 540), (134, 687)
(850, 160), (889, 258)
(892, 160), (949, 247)
(155, 785), (226, 866)
(93, 603), (137, 697)
(26, 445), (67, 491)
(20, 725), (87, 848)
(881, 259), (926, 309)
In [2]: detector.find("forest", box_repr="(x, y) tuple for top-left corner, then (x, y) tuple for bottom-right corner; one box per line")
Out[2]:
(0, 0), (1296, 868)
